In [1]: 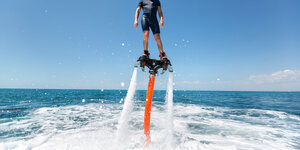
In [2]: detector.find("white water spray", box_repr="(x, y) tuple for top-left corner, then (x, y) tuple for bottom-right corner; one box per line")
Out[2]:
(115, 67), (138, 145)
(165, 72), (174, 149)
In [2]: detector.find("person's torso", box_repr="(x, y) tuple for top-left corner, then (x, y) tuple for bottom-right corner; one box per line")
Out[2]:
(140, 0), (160, 18)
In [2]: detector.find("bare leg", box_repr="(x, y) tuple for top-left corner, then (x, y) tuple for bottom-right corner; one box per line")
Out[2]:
(143, 30), (150, 50)
(154, 33), (164, 53)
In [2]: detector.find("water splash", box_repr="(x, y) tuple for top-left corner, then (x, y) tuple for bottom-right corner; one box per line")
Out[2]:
(115, 67), (138, 146)
(165, 72), (174, 149)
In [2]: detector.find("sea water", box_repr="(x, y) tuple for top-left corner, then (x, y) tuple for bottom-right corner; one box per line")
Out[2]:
(0, 89), (300, 150)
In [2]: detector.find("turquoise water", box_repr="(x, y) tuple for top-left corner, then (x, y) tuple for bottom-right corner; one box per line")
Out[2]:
(0, 89), (300, 149)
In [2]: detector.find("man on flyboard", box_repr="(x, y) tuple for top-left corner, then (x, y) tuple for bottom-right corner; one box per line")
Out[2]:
(134, 0), (169, 63)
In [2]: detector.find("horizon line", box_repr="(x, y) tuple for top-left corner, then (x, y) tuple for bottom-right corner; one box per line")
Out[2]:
(0, 88), (299, 92)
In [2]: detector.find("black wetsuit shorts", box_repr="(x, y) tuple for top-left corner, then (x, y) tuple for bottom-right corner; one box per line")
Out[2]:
(141, 16), (160, 34)
(138, 0), (161, 34)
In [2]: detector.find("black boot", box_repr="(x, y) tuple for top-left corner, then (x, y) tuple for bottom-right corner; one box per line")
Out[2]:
(138, 50), (150, 71)
(159, 52), (170, 71)
(159, 52), (167, 60)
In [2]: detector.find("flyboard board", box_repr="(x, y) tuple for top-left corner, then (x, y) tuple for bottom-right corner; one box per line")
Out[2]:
(135, 55), (173, 146)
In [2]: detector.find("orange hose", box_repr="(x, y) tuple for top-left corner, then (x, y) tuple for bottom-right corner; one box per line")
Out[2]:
(144, 74), (156, 146)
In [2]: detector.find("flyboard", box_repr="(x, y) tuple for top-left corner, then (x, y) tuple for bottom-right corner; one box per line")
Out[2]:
(135, 55), (173, 146)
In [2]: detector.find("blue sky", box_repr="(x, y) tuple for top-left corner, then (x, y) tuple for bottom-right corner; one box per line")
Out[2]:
(0, 0), (299, 91)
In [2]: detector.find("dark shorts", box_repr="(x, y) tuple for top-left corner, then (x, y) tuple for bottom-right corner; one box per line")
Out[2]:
(141, 16), (160, 34)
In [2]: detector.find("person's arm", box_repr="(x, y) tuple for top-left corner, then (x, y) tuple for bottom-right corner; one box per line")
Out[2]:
(157, 6), (164, 28)
(134, 7), (142, 29)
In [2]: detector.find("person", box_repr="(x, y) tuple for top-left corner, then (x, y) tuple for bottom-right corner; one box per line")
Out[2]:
(134, 0), (168, 61)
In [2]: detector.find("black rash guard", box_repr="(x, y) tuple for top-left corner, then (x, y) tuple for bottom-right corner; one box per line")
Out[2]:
(138, 0), (161, 19)
(138, 0), (161, 34)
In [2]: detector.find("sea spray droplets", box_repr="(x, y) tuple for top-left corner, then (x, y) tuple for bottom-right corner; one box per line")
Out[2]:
(121, 82), (125, 87)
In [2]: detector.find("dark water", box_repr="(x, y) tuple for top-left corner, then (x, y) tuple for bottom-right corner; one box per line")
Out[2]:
(1, 89), (299, 116)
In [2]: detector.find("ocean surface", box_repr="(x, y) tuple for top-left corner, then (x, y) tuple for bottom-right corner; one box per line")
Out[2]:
(0, 89), (299, 150)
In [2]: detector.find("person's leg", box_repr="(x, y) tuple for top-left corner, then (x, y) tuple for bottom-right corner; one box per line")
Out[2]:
(143, 30), (150, 51)
(154, 33), (164, 54)
(139, 30), (150, 69)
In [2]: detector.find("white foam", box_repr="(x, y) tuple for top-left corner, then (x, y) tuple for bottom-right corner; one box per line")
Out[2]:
(172, 104), (299, 150)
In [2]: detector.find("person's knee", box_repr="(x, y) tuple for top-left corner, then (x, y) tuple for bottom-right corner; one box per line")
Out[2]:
(144, 37), (149, 41)
(144, 31), (149, 36)
(154, 34), (161, 41)
(144, 31), (149, 40)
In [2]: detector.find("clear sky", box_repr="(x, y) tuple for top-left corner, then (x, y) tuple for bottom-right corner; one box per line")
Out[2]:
(0, 0), (300, 91)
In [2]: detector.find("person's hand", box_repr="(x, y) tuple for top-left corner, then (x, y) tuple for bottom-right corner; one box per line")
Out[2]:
(134, 21), (139, 29)
(160, 20), (164, 28)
